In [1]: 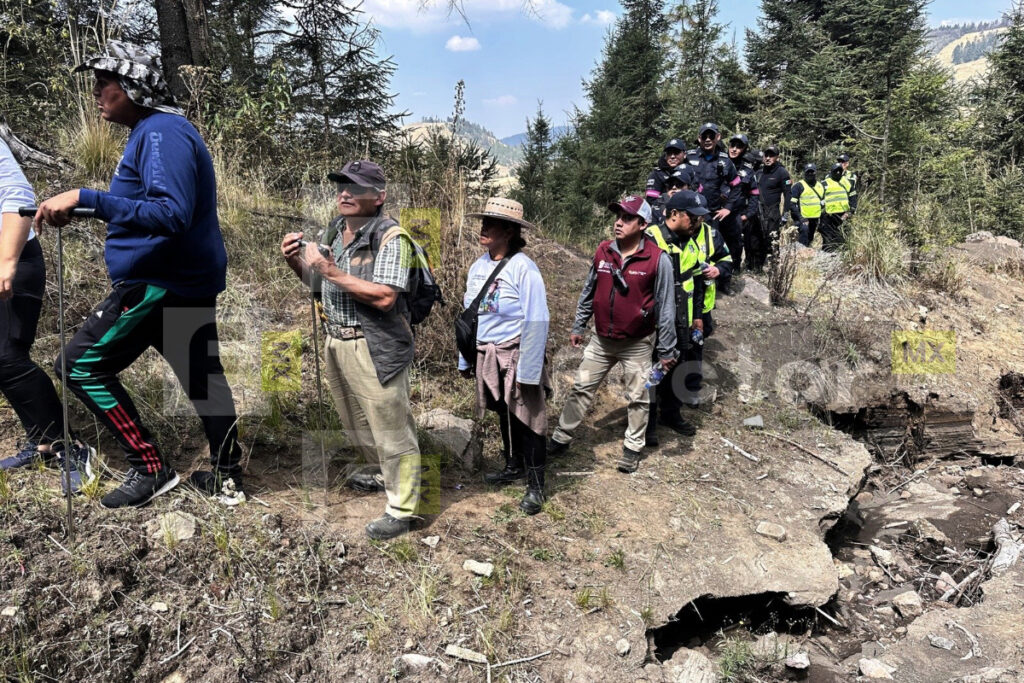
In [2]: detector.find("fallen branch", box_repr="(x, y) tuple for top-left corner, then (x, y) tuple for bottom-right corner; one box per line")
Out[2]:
(492, 650), (552, 669)
(763, 432), (849, 476)
(949, 620), (980, 661)
(814, 605), (843, 628)
(555, 471), (594, 477)
(940, 569), (981, 603)
(721, 437), (760, 463)
(0, 118), (68, 170)
(991, 518), (1022, 576)
(158, 636), (196, 664)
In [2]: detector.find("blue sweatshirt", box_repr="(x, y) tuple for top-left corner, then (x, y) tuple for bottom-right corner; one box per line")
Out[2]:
(78, 113), (227, 298)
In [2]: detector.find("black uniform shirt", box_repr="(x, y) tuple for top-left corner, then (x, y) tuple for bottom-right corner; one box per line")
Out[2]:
(757, 162), (792, 216)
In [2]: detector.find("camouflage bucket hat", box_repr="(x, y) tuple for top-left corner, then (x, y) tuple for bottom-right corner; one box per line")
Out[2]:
(74, 41), (183, 116)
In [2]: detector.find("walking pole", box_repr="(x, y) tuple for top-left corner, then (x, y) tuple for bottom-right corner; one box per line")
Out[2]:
(309, 290), (329, 508)
(20, 206), (96, 540)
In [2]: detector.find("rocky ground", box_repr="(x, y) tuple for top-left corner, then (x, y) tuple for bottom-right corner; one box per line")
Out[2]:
(0, 232), (1022, 682)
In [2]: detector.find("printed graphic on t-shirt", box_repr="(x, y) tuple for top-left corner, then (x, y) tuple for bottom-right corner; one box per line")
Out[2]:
(479, 279), (501, 313)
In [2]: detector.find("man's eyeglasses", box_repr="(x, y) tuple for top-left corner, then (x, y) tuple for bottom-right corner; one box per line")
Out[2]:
(336, 183), (377, 197)
(699, 132), (717, 140)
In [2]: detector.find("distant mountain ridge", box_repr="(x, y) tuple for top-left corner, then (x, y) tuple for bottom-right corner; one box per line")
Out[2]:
(500, 126), (572, 149)
(927, 18), (1010, 81)
(414, 117), (523, 167)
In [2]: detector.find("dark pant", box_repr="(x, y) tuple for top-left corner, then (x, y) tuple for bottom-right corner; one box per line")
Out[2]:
(819, 213), (845, 252)
(798, 217), (820, 247)
(56, 282), (242, 476)
(747, 207), (782, 270)
(490, 368), (545, 489)
(719, 214), (744, 281)
(0, 239), (66, 445)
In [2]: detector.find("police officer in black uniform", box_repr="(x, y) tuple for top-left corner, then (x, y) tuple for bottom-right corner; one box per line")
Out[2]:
(722, 133), (758, 276)
(646, 139), (693, 206)
(748, 144), (792, 271)
(650, 168), (693, 225)
(686, 123), (741, 293)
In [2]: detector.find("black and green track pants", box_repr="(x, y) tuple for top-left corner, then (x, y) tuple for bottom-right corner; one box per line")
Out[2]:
(55, 282), (242, 476)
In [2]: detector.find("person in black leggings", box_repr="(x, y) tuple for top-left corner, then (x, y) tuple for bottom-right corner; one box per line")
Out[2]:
(0, 139), (95, 493)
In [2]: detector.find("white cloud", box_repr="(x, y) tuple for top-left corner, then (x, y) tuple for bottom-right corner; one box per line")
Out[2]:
(445, 35), (481, 51)
(581, 9), (615, 25)
(362, 0), (574, 32)
(484, 95), (518, 106)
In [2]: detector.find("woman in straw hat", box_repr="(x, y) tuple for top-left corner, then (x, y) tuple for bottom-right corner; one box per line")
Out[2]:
(459, 198), (550, 515)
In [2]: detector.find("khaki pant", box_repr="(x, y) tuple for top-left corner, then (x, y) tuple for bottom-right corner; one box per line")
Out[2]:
(552, 333), (654, 452)
(323, 336), (421, 519)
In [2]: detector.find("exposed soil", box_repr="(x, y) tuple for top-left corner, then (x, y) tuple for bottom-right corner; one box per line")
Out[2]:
(1, 235), (1023, 682)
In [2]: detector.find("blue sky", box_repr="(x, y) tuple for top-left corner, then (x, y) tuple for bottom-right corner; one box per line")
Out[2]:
(365, 0), (1016, 139)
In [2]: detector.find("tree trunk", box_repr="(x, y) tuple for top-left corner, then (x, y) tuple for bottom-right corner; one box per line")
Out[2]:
(154, 0), (195, 103)
(0, 118), (68, 171)
(182, 0), (211, 67)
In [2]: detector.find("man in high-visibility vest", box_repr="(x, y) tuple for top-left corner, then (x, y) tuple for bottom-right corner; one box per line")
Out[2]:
(643, 190), (706, 446)
(819, 163), (853, 252)
(837, 153), (859, 212)
(790, 164), (826, 247)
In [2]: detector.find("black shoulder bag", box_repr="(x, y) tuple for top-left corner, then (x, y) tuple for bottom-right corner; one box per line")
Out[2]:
(455, 258), (509, 371)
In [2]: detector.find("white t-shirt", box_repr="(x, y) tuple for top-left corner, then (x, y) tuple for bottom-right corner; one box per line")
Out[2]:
(0, 139), (37, 241)
(459, 251), (549, 384)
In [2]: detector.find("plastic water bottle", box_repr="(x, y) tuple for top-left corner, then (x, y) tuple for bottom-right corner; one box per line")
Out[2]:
(700, 261), (713, 287)
(644, 364), (667, 389)
(691, 327), (705, 347)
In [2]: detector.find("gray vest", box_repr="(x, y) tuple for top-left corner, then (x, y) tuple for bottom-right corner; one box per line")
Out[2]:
(332, 215), (415, 385)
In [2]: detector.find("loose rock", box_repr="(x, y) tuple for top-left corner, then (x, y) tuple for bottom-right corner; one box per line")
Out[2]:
(755, 521), (787, 542)
(151, 601), (169, 613)
(463, 560), (494, 577)
(1, 606), (18, 618)
(892, 590), (923, 618)
(421, 536), (440, 548)
(146, 511), (197, 544)
(785, 652), (810, 670)
(418, 409), (482, 471)
(869, 545), (895, 568)
(399, 653), (434, 671)
(913, 519), (949, 545)
(742, 415), (764, 429)
(667, 649), (719, 683)
(616, 638), (630, 656)
(858, 657), (895, 679)
(927, 634), (955, 650)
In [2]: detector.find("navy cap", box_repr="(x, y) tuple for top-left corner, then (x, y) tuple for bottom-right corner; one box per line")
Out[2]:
(804, 163), (817, 173)
(698, 122), (719, 136)
(729, 133), (749, 148)
(763, 144), (780, 157)
(328, 160), (386, 189)
(665, 168), (690, 188)
(664, 138), (685, 152)
(837, 153), (851, 162)
(831, 162), (844, 174)
(665, 190), (709, 216)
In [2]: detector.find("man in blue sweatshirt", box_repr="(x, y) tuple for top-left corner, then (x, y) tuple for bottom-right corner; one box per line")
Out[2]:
(33, 42), (242, 508)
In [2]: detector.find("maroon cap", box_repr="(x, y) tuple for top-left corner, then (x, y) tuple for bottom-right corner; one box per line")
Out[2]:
(327, 160), (386, 189)
(607, 195), (653, 223)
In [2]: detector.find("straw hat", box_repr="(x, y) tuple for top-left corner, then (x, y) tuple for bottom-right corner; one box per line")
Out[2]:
(466, 197), (535, 230)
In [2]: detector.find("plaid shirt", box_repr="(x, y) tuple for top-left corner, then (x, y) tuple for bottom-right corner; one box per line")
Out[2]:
(322, 217), (411, 327)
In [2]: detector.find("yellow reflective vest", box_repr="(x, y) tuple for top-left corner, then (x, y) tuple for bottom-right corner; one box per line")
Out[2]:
(823, 177), (851, 215)
(791, 180), (825, 219)
(646, 224), (700, 327)
(692, 223), (731, 314)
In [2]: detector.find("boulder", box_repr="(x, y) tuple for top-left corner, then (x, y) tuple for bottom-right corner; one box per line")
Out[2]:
(667, 649), (718, 683)
(418, 408), (482, 471)
(892, 591), (923, 619)
(859, 658), (895, 679)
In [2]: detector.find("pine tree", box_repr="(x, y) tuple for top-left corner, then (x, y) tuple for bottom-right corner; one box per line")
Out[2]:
(980, 2), (1024, 164)
(511, 105), (554, 224)
(572, 0), (668, 206)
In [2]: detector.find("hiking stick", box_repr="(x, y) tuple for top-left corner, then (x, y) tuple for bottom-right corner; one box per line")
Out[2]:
(19, 206), (96, 540)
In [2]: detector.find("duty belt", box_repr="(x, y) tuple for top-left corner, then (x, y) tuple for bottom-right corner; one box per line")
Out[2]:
(326, 323), (364, 340)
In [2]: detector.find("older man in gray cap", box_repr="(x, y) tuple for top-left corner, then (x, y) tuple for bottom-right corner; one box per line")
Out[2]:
(281, 161), (422, 539)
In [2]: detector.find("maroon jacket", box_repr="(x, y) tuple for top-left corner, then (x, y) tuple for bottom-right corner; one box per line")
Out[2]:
(585, 237), (661, 339)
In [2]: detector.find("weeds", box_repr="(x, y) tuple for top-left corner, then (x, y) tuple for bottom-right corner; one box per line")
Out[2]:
(639, 604), (655, 627)
(374, 538), (419, 564)
(605, 548), (626, 571)
(574, 587), (592, 609)
(0, 470), (12, 504)
(492, 502), (523, 524)
(717, 634), (758, 681)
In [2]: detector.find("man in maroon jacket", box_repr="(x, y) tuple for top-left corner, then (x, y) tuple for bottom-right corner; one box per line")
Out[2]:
(548, 196), (678, 473)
